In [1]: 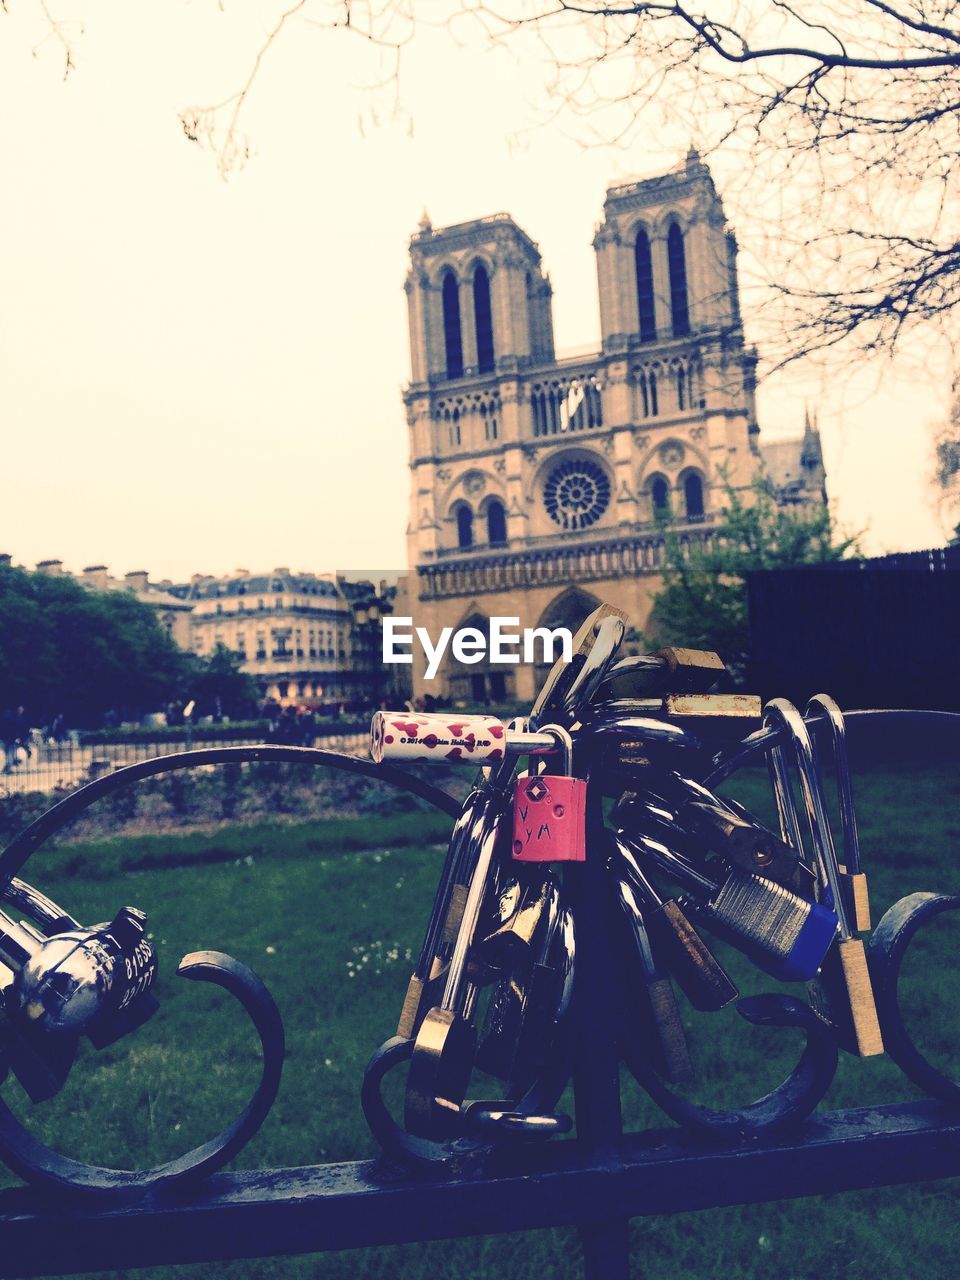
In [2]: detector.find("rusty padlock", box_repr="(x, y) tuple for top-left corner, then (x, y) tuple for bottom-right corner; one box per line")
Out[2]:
(512, 726), (586, 863)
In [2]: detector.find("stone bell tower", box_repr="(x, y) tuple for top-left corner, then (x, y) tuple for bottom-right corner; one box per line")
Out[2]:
(402, 155), (824, 704)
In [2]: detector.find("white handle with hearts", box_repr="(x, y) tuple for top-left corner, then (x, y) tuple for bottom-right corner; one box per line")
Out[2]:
(370, 711), (508, 765)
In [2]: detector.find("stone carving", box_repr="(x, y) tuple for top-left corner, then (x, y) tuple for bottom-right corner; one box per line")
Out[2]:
(463, 471), (486, 496)
(658, 441), (685, 467)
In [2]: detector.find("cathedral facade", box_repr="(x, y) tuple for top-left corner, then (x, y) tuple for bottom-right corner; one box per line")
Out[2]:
(403, 153), (826, 703)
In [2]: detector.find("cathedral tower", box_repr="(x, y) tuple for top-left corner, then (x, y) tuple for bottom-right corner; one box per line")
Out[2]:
(402, 156), (823, 702)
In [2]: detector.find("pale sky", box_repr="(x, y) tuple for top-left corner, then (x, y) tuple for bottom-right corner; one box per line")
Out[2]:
(0, 2), (949, 583)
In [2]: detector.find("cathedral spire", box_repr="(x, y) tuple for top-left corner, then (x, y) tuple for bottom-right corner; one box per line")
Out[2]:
(802, 404), (824, 467)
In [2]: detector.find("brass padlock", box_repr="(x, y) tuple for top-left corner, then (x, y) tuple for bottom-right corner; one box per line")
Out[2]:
(765, 699), (883, 1057)
(663, 693), (762, 738)
(654, 647), (727, 692)
(600, 647), (726, 702)
(806, 694), (871, 932)
(614, 875), (693, 1083)
(612, 836), (738, 1012)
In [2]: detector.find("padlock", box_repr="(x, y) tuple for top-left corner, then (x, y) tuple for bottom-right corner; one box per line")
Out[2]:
(476, 875), (568, 1084)
(806, 694), (871, 932)
(615, 779), (800, 886)
(613, 875), (693, 1083)
(612, 837), (738, 1012)
(765, 698), (884, 1056)
(395, 790), (482, 1039)
(625, 831), (840, 983)
(512, 726), (587, 863)
(405, 811), (502, 1138)
(599, 647), (726, 703)
(663, 693), (762, 738)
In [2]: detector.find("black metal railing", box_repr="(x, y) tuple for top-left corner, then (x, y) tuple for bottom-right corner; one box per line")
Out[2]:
(0, 727), (369, 796)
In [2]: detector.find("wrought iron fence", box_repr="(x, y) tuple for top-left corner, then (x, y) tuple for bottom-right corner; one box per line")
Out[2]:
(0, 727), (369, 797)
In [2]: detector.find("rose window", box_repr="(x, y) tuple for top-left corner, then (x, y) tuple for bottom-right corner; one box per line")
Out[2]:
(543, 458), (611, 530)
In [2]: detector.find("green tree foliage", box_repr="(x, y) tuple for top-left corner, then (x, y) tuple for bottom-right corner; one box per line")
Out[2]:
(0, 566), (188, 727)
(184, 643), (259, 720)
(645, 481), (858, 659)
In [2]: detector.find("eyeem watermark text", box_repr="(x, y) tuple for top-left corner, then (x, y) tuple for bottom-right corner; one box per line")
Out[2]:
(383, 617), (573, 680)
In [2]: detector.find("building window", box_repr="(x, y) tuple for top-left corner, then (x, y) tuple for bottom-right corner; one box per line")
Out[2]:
(635, 230), (656, 342)
(486, 499), (507, 545)
(456, 504), (474, 548)
(676, 365), (686, 410)
(474, 264), (494, 374)
(684, 472), (705, 519)
(543, 458), (611, 531)
(442, 271), (463, 379)
(651, 474), (671, 516)
(668, 223), (690, 337)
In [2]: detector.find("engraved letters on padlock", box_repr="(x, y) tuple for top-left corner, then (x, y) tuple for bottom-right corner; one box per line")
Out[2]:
(512, 726), (586, 863)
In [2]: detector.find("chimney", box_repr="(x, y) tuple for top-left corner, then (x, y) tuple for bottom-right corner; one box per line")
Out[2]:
(125, 570), (150, 592)
(36, 559), (64, 576)
(82, 565), (110, 591)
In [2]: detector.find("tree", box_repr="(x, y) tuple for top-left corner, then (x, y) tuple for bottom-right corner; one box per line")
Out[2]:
(467, 0), (960, 366)
(0, 565), (189, 726)
(644, 478), (858, 659)
(185, 643), (260, 721)
(933, 374), (960, 544)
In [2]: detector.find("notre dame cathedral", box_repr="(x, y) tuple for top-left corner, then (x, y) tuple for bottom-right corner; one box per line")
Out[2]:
(402, 151), (826, 703)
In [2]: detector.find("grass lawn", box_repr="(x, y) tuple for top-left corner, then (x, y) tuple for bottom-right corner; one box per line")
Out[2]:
(2, 756), (959, 1280)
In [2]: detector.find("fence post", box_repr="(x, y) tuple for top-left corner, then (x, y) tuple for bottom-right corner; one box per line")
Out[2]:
(569, 788), (630, 1280)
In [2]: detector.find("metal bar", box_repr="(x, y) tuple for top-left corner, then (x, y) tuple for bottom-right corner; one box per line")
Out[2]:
(0, 1102), (959, 1277)
(570, 790), (629, 1280)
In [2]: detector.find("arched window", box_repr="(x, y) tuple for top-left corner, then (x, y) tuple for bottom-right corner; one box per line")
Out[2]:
(486, 499), (507, 545)
(667, 224), (690, 337)
(442, 272), (464, 379)
(684, 473), (705, 519)
(473, 264), (494, 374)
(650, 475), (671, 516)
(635, 230), (656, 342)
(456, 505), (473, 548)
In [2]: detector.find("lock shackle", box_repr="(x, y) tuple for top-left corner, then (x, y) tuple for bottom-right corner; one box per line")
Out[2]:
(440, 812), (501, 1015)
(766, 735), (808, 866)
(529, 614), (626, 730)
(764, 699), (851, 940)
(805, 694), (862, 876)
(538, 724), (574, 775)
